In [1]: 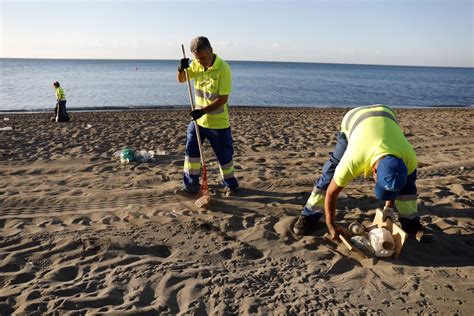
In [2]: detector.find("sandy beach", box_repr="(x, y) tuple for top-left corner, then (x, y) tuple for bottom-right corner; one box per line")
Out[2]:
(0, 107), (473, 315)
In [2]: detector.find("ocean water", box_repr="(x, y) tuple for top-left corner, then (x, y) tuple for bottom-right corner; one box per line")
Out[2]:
(0, 58), (473, 111)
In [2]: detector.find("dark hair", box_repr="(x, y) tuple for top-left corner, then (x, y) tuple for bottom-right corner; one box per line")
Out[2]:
(53, 81), (60, 87)
(190, 36), (212, 53)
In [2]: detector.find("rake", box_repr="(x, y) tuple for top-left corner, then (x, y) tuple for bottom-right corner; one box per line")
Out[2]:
(181, 44), (211, 208)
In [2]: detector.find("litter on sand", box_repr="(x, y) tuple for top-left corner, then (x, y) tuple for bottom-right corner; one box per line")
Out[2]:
(113, 148), (168, 164)
(337, 208), (408, 259)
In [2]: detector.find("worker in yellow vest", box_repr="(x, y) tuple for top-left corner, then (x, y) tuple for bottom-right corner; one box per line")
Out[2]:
(294, 105), (422, 239)
(176, 36), (239, 197)
(52, 81), (70, 122)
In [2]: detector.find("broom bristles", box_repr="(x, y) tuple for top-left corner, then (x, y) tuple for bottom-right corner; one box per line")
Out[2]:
(195, 163), (211, 208)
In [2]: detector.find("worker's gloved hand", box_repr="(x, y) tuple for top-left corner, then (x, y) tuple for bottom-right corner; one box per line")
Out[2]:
(178, 58), (190, 72)
(190, 109), (205, 120)
(382, 206), (396, 222)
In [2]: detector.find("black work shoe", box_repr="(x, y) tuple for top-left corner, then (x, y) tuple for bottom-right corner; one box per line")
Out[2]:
(224, 187), (239, 197)
(173, 187), (197, 199)
(399, 217), (423, 236)
(293, 214), (322, 235)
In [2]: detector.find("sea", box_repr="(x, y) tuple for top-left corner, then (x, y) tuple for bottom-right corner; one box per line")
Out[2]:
(0, 58), (473, 111)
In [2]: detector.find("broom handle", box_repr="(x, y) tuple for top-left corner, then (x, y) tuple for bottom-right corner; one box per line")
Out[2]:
(181, 44), (206, 166)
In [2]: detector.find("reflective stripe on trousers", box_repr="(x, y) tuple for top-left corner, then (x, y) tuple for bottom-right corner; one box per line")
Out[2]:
(305, 188), (325, 212)
(219, 160), (235, 179)
(183, 121), (239, 191)
(395, 194), (418, 219)
(301, 132), (348, 217)
(184, 156), (202, 175)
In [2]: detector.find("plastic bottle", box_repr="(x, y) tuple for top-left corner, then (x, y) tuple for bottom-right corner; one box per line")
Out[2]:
(120, 148), (135, 164)
(350, 236), (374, 255)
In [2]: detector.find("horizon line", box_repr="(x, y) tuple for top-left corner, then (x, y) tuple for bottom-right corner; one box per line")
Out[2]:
(1, 56), (472, 69)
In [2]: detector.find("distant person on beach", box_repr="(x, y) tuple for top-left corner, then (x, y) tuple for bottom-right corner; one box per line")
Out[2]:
(293, 105), (423, 239)
(51, 81), (70, 122)
(175, 36), (239, 197)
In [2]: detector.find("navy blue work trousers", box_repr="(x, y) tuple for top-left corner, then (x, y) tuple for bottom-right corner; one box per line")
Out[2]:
(183, 121), (238, 193)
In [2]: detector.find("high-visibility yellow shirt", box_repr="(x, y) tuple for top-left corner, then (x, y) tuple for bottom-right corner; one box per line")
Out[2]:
(187, 54), (231, 129)
(334, 105), (417, 187)
(55, 87), (66, 101)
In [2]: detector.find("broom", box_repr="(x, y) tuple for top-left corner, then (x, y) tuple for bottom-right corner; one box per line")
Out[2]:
(181, 44), (211, 208)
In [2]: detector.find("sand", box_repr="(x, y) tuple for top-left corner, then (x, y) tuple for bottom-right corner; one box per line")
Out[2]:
(0, 107), (473, 315)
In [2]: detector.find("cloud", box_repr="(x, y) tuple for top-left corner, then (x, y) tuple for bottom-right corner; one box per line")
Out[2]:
(271, 43), (281, 49)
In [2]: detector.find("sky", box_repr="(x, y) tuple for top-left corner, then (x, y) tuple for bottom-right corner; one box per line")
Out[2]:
(0, 0), (473, 67)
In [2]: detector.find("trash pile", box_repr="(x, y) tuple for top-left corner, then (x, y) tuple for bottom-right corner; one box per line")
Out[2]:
(349, 223), (395, 258)
(341, 208), (407, 259)
(113, 147), (167, 164)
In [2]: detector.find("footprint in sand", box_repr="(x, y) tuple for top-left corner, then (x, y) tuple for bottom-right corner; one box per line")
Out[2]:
(235, 244), (264, 260)
(71, 216), (91, 225)
(100, 215), (121, 225)
(8, 272), (36, 285)
(47, 265), (79, 282)
(123, 244), (171, 258)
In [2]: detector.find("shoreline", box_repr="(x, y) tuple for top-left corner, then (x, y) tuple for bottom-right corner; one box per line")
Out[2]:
(1, 104), (473, 114)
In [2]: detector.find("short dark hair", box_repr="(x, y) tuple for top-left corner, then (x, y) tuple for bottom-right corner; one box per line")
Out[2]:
(53, 81), (60, 87)
(190, 36), (212, 53)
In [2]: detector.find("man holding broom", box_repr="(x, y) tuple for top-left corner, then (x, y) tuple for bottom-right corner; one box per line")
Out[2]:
(175, 36), (239, 198)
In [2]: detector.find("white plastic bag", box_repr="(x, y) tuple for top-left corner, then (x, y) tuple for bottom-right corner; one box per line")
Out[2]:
(369, 227), (395, 258)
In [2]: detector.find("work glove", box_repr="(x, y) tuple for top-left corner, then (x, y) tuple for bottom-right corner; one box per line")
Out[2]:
(190, 109), (205, 120)
(382, 206), (396, 222)
(178, 58), (190, 72)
